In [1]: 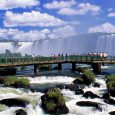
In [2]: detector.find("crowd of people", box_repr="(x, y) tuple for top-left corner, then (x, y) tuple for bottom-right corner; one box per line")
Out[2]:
(87, 52), (108, 58)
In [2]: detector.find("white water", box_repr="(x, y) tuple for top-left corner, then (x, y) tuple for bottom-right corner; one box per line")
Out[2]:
(96, 34), (115, 55)
(0, 33), (115, 56)
(0, 76), (115, 115)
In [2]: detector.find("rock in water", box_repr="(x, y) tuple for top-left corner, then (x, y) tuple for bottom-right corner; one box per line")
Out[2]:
(109, 111), (115, 115)
(102, 92), (110, 99)
(83, 91), (100, 99)
(0, 98), (29, 107)
(75, 89), (84, 95)
(104, 98), (115, 105)
(41, 88), (69, 114)
(93, 82), (100, 87)
(15, 109), (27, 115)
(65, 84), (79, 91)
(76, 101), (102, 111)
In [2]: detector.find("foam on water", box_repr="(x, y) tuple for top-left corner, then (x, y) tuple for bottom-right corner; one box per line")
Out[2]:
(0, 76), (115, 115)
(28, 76), (75, 84)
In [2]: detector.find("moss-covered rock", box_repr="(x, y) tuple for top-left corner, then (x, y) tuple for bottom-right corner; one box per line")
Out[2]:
(83, 69), (95, 85)
(3, 76), (29, 88)
(107, 81), (115, 96)
(106, 75), (115, 96)
(73, 70), (95, 86)
(41, 88), (69, 114)
(106, 75), (115, 83)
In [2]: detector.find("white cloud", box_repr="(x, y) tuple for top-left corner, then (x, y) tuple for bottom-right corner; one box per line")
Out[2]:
(58, 3), (101, 15)
(0, 0), (39, 10)
(77, 3), (101, 15)
(4, 11), (65, 27)
(0, 25), (76, 41)
(88, 23), (115, 33)
(0, 28), (51, 41)
(48, 25), (77, 39)
(44, 0), (76, 9)
(108, 8), (113, 12)
(58, 8), (77, 15)
(108, 12), (115, 17)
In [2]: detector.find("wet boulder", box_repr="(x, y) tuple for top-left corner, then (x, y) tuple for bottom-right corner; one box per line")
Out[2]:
(65, 84), (79, 91)
(83, 91), (100, 99)
(93, 82), (100, 87)
(56, 84), (64, 90)
(109, 111), (115, 115)
(75, 89), (84, 95)
(15, 109), (27, 115)
(76, 101), (102, 111)
(104, 98), (115, 105)
(0, 98), (29, 107)
(41, 88), (69, 114)
(102, 92), (110, 99)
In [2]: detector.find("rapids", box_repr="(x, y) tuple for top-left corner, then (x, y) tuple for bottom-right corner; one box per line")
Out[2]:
(0, 74), (115, 115)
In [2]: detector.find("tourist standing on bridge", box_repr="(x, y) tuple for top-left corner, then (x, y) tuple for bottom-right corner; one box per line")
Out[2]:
(61, 53), (64, 61)
(58, 53), (61, 60)
(65, 53), (68, 61)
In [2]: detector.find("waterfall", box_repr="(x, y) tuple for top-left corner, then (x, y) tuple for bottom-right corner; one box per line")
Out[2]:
(0, 33), (115, 56)
(96, 34), (115, 55)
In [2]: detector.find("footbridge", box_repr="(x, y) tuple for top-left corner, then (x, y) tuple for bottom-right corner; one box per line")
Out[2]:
(0, 55), (115, 74)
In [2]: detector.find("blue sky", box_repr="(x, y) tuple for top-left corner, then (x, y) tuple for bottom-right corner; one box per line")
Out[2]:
(0, 0), (115, 41)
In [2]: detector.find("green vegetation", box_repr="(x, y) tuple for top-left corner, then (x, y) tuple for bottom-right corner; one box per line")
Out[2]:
(76, 67), (88, 73)
(106, 74), (115, 83)
(42, 88), (65, 112)
(83, 69), (95, 84)
(39, 64), (51, 71)
(106, 74), (115, 96)
(107, 81), (115, 91)
(45, 102), (56, 111)
(73, 69), (95, 86)
(3, 76), (29, 88)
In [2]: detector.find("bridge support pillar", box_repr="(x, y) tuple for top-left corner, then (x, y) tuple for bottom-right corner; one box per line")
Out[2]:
(91, 63), (101, 74)
(58, 63), (62, 70)
(34, 64), (39, 74)
(72, 62), (76, 71)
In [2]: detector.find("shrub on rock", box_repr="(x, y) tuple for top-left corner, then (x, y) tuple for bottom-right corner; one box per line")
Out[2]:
(41, 88), (69, 114)
(73, 70), (95, 86)
(106, 80), (115, 97)
(106, 75), (115, 83)
(3, 76), (29, 88)
(83, 70), (95, 85)
(106, 75), (115, 96)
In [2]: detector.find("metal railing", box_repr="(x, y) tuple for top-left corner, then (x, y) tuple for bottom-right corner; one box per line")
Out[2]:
(0, 55), (114, 65)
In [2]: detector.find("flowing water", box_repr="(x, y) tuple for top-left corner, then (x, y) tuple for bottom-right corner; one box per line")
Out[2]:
(0, 32), (115, 114)
(0, 33), (115, 56)
(0, 64), (114, 115)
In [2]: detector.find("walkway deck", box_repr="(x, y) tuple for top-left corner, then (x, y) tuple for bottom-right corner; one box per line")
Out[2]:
(0, 55), (114, 67)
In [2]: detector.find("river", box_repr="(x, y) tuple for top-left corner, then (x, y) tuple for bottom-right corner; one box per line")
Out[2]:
(0, 64), (115, 115)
